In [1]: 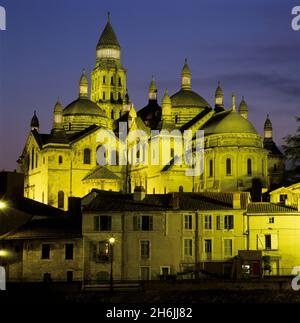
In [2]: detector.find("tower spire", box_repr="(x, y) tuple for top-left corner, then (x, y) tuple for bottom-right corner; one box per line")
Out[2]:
(264, 114), (273, 139)
(148, 75), (158, 101)
(181, 58), (191, 90)
(79, 69), (88, 98)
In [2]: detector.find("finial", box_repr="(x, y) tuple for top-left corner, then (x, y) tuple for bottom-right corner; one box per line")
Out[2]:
(82, 68), (86, 75)
(152, 75), (155, 80)
(184, 58), (188, 64)
(164, 88), (169, 95)
(267, 113), (269, 119)
(57, 96), (60, 103)
(218, 80), (221, 86)
(108, 12), (111, 22)
(34, 110), (36, 115)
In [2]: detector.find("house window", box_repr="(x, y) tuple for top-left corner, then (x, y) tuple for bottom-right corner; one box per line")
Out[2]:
(216, 215), (222, 230)
(111, 76), (114, 85)
(247, 158), (252, 176)
(67, 271), (73, 282)
(140, 240), (150, 259)
(204, 215), (212, 230)
(140, 266), (150, 280)
(224, 239), (233, 257)
(41, 244), (50, 259)
(280, 194), (287, 203)
(94, 216), (112, 231)
(205, 239), (212, 253)
(269, 217), (274, 224)
(224, 215), (234, 230)
(179, 186), (184, 193)
(118, 77), (122, 86)
(65, 243), (74, 260)
(103, 76), (106, 84)
(58, 191), (64, 209)
(84, 148), (91, 164)
(43, 273), (52, 282)
(274, 164), (277, 172)
(59, 155), (63, 164)
(133, 216), (153, 231)
(68, 123), (71, 131)
(265, 234), (272, 250)
(184, 239), (193, 256)
(209, 159), (213, 177)
(184, 215), (192, 230)
(226, 158), (231, 175)
(98, 241), (110, 261)
(103, 92), (106, 100)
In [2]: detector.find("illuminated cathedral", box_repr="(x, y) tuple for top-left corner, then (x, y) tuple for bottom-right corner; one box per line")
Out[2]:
(18, 14), (285, 209)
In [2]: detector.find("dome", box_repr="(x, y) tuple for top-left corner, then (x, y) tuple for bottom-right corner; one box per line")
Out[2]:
(31, 111), (39, 128)
(171, 89), (210, 109)
(137, 101), (162, 129)
(215, 81), (223, 97)
(63, 98), (106, 117)
(97, 14), (120, 49)
(203, 111), (257, 135)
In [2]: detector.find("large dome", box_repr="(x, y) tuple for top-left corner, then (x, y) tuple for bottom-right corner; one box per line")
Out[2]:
(63, 98), (106, 117)
(171, 89), (210, 109)
(203, 111), (257, 135)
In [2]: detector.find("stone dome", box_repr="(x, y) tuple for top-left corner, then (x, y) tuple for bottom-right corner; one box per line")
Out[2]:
(63, 98), (106, 117)
(171, 89), (210, 109)
(203, 111), (257, 135)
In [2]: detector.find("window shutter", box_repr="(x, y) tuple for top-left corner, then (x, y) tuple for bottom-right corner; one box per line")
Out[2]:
(257, 234), (265, 250)
(94, 216), (100, 231)
(271, 234), (278, 250)
(149, 216), (153, 231)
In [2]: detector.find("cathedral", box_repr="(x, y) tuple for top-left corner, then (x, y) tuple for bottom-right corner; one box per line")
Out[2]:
(18, 14), (285, 210)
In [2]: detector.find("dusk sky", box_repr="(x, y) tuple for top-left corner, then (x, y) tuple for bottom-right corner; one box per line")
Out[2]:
(0, 0), (299, 170)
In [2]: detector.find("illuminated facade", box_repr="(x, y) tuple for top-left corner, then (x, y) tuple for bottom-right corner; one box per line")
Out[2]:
(17, 15), (284, 210)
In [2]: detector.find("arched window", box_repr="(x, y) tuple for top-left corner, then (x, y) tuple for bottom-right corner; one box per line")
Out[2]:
(175, 115), (178, 124)
(96, 145), (107, 165)
(27, 155), (30, 171)
(170, 148), (174, 158)
(110, 92), (114, 101)
(209, 159), (213, 177)
(68, 123), (71, 131)
(103, 76), (106, 84)
(118, 77), (122, 86)
(31, 147), (35, 170)
(247, 158), (252, 176)
(84, 148), (91, 164)
(103, 92), (106, 100)
(59, 156), (63, 164)
(58, 191), (64, 209)
(274, 164), (277, 172)
(111, 110), (114, 119)
(179, 186), (184, 193)
(111, 76), (114, 85)
(226, 158), (231, 175)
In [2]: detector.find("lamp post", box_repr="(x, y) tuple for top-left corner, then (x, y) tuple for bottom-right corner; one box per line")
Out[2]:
(109, 237), (115, 293)
(0, 201), (7, 209)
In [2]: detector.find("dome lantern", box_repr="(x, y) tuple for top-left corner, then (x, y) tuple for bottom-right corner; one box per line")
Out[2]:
(149, 76), (157, 101)
(53, 97), (63, 130)
(181, 58), (191, 90)
(30, 111), (39, 131)
(239, 96), (248, 120)
(79, 69), (88, 98)
(215, 81), (223, 106)
(264, 114), (273, 139)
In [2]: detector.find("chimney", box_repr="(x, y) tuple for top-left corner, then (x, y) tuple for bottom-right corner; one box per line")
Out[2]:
(134, 186), (146, 201)
(68, 197), (82, 224)
(171, 193), (180, 209)
(233, 192), (241, 209)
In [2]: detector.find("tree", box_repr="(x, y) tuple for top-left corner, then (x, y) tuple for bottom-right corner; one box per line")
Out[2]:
(283, 116), (300, 183)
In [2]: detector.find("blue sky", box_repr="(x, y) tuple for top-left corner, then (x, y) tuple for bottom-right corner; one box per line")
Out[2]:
(0, 0), (299, 170)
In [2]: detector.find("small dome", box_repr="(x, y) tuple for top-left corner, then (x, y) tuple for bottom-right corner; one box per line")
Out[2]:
(31, 111), (39, 128)
(54, 97), (63, 112)
(264, 114), (272, 130)
(63, 98), (106, 117)
(239, 96), (248, 112)
(215, 81), (223, 97)
(182, 58), (190, 75)
(97, 13), (120, 49)
(203, 111), (257, 135)
(162, 89), (171, 105)
(80, 69), (88, 85)
(171, 89), (210, 109)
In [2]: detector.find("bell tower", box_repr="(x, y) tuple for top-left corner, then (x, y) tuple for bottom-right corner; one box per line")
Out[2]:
(91, 13), (127, 123)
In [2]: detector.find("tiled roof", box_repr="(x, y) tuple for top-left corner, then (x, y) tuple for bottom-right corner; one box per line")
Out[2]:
(180, 107), (212, 131)
(83, 166), (121, 181)
(263, 138), (283, 156)
(247, 202), (298, 214)
(83, 190), (250, 212)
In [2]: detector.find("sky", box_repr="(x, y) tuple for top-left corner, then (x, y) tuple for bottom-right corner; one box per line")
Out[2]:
(0, 0), (299, 170)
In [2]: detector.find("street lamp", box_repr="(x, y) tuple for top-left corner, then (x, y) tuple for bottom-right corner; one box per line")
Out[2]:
(0, 201), (7, 209)
(109, 237), (115, 293)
